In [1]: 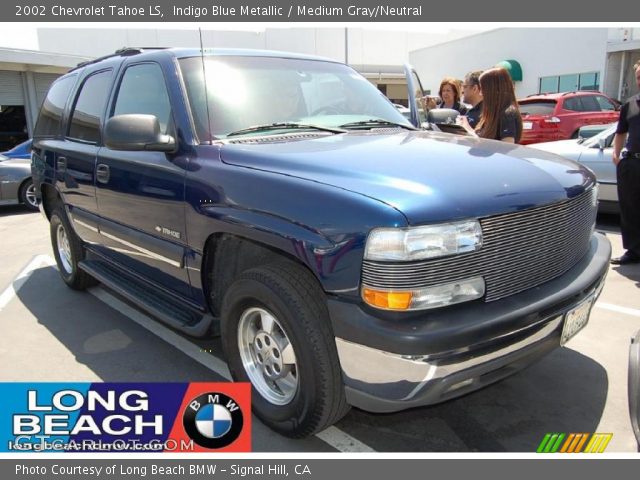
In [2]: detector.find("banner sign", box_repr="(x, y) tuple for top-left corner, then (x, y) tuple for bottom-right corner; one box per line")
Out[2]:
(0, 383), (251, 453)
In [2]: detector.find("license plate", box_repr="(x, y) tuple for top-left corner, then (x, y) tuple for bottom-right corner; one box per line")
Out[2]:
(561, 295), (594, 345)
(523, 121), (533, 130)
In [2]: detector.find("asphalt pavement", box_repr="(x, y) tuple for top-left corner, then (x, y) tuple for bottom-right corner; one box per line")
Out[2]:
(1, 206), (638, 452)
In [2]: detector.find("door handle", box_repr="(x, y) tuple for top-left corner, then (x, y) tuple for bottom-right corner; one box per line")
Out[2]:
(57, 156), (67, 173)
(96, 164), (110, 184)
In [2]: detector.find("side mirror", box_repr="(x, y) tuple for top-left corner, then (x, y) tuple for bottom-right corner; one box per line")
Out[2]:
(427, 108), (459, 125)
(597, 137), (607, 150)
(105, 114), (175, 152)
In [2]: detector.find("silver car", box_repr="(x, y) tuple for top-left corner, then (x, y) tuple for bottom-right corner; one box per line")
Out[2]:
(531, 124), (618, 213)
(0, 154), (38, 211)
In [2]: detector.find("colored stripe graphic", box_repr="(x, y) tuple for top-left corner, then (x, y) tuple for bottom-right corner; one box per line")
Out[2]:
(562, 433), (589, 453)
(584, 433), (613, 453)
(537, 433), (565, 453)
(537, 433), (613, 453)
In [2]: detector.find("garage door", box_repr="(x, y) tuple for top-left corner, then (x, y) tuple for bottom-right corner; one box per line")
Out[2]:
(34, 73), (62, 108)
(0, 71), (24, 105)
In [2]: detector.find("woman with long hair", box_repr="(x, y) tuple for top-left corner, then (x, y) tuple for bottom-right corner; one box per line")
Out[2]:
(459, 67), (523, 143)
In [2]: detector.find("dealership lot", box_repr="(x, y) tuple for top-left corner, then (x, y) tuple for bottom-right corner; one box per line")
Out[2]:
(1, 206), (639, 452)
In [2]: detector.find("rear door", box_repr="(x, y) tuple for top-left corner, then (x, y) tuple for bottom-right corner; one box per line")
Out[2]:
(56, 69), (113, 243)
(95, 61), (191, 299)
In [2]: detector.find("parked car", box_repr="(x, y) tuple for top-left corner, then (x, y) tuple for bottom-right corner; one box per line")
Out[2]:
(578, 123), (610, 140)
(1, 139), (33, 160)
(530, 124), (618, 213)
(0, 153), (38, 211)
(518, 91), (619, 145)
(630, 329), (640, 451)
(33, 48), (610, 438)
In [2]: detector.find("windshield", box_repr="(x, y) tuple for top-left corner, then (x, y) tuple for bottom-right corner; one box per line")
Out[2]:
(179, 55), (412, 140)
(582, 123), (617, 148)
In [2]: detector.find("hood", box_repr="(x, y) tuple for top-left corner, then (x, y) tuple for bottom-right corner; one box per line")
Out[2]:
(220, 130), (595, 225)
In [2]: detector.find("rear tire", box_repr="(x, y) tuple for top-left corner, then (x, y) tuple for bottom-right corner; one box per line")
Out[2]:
(220, 261), (350, 438)
(50, 208), (97, 290)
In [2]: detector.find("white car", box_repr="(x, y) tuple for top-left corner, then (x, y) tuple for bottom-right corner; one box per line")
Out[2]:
(530, 124), (618, 213)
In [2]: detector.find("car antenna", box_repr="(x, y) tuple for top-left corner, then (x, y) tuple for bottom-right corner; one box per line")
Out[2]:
(199, 28), (213, 144)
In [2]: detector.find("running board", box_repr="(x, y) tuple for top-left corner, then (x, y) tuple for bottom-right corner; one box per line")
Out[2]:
(79, 259), (217, 337)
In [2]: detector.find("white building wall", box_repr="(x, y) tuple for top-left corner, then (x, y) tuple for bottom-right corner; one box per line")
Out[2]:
(409, 28), (609, 98)
(36, 27), (477, 66)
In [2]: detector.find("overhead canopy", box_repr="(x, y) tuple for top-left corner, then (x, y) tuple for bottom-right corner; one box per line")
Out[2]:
(496, 59), (523, 82)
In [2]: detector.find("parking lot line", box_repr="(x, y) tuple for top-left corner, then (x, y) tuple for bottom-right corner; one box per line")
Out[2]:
(0, 255), (56, 313)
(315, 426), (376, 452)
(88, 286), (233, 379)
(595, 302), (640, 318)
(89, 286), (376, 453)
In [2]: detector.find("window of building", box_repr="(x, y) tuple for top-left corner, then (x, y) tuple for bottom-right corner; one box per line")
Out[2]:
(0, 106), (28, 151)
(539, 71), (600, 94)
(68, 70), (113, 143)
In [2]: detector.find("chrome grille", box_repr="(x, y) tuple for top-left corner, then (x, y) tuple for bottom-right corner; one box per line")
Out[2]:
(362, 188), (597, 302)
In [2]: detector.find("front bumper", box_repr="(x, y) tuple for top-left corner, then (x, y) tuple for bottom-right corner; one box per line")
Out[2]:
(328, 233), (610, 413)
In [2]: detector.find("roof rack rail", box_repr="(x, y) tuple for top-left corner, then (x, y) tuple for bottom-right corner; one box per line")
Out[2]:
(69, 47), (170, 72)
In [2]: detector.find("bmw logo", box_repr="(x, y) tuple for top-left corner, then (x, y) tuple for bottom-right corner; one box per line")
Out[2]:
(183, 392), (244, 449)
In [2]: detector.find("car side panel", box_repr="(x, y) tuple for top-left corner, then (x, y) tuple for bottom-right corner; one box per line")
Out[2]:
(0, 160), (31, 202)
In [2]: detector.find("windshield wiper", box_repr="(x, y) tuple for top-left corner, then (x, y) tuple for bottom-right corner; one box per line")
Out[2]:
(227, 122), (346, 137)
(339, 119), (416, 130)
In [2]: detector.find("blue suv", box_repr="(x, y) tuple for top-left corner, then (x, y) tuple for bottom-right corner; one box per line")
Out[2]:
(32, 47), (611, 438)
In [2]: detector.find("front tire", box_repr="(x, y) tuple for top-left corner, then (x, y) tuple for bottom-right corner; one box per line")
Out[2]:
(221, 262), (349, 438)
(50, 208), (97, 290)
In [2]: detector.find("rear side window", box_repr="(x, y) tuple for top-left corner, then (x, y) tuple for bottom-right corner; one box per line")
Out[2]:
(68, 70), (113, 143)
(518, 101), (556, 115)
(563, 96), (600, 112)
(563, 97), (583, 112)
(34, 75), (77, 138)
(112, 63), (172, 133)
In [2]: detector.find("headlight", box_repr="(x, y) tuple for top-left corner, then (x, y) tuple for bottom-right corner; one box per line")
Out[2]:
(363, 277), (485, 311)
(365, 220), (483, 261)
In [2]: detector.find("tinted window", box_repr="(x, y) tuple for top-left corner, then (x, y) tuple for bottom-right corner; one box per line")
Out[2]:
(563, 97), (583, 112)
(579, 96), (600, 112)
(518, 100), (557, 115)
(112, 63), (172, 133)
(68, 70), (112, 143)
(34, 75), (76, 138)
(594, 95), (615, 111)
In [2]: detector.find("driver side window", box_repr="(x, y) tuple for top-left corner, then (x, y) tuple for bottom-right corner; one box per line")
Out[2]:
(112, 63), (172, 134)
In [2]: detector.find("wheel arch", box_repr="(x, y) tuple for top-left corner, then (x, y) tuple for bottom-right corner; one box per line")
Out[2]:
(202, 232), (325, 318)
